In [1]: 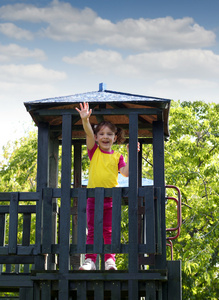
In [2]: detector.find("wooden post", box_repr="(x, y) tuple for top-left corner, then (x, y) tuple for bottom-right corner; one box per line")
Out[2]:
(71, 143), (82, 269)
(59, 114), (72, 299)
(128, 113), (139, 300)
(153, 120), (166, 269)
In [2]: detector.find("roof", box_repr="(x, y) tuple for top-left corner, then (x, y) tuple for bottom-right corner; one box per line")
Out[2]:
(24, 83), (171, 140)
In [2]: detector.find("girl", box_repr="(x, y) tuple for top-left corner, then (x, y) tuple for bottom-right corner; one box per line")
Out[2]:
(76, 102), (136, 270)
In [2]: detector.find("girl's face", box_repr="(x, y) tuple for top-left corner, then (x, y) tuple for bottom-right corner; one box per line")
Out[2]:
(95, 125), (117, 152)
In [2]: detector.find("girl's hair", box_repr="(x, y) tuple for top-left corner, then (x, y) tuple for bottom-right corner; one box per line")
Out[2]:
(93, 121), (125, 144)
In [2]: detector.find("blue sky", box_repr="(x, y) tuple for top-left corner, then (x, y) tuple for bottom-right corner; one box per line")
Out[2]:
(0, 0), (219, 154)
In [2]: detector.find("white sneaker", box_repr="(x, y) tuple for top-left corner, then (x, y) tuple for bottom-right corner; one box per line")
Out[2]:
(105, 259), (117, 270)
(79, 259), (96, 270)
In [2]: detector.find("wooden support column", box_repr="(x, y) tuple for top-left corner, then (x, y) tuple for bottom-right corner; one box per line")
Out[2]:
(71, 143), (82, 269)
(153, 120), (166, 270)
(35, 122), (50, 270)
(47, 134), (59, 270)
(59, 114), (72, 300)
(128, 113), (139, 300)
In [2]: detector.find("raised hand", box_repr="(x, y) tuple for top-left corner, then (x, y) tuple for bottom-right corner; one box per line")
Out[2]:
(75, 102), (92, 120)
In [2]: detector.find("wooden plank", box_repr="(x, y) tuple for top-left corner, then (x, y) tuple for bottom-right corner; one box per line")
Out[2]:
(0, 205), (36, 214)
(37, 108), (162, 116)
(94, 281), (104, 300)
(111, 281), (121, 300)
(94, 188), (104, 254)
(144, 187), (156, 253)
(128, 280), (138, 300)
(42, 188), (53, 254)
(0, 256), (35, 264)
(152, 120), (166, 269)
(35, 122), (49, 270)
(167, 260), (182, 300)
(59, 279), (69, 300)
(155, 188), (162, 255)
(8, 193), (19, 254)
(146, 281), (156, 300)
(111, 188), (122, 253)
(77, 188), (87, 253)
(19, 287), (34, 300)
(23, 213), (32, 273)
(0, 214), (6, 246)
(36, 122), (49, 191)
(59, 114), (72, 273)
(128, 113), (139, 274)
(41, 281), (51, 300)
(77, 281), (87, 300)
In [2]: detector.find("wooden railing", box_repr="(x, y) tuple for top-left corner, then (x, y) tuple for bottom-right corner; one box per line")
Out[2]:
(0, 187), (181, 300)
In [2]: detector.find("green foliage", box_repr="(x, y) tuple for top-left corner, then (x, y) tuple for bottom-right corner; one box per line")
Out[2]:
(164, 101), (219, 299)
(0, 130), (38, 192)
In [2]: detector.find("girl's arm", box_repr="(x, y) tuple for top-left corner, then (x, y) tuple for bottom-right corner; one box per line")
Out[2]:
(119, 143), (140, 177)
(75, 102), (95, 150)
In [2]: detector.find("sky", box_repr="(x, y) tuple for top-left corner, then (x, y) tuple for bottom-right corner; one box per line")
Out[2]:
(0, 0), (219, 155)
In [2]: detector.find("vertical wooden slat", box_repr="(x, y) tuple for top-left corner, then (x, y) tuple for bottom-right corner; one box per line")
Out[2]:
(111, 188), (122, 253)
(48, 135), (59, 271)
(0, 214), (6, 273)
(153, 120), (166, 269)
(77, 281), (87, 300)
(59, 114), (72, 273)
(144, 187), (155, 253)
(42, 188), (53, 254)
(19, 287), (34, 300)
(93, 188), (104, 254)
(94, 281), (104, 300)
(59, 279), (69, 300)
(155, 188), (162, 255)
(35, 122), (49, 270)
(77, 188), (87, 253)
(111, 281), (121, 300)
(8, 193), (19, 254)
(128, 113), (139, 300)
(72, 144), (82, 269)
(146, 281), (156, 300)
(41, 281), (51, 300)
(37, 122), (49, 191)
(167, 260), (182, 300)
(22, 213), (31, 273)
(59, 114), (72, 300)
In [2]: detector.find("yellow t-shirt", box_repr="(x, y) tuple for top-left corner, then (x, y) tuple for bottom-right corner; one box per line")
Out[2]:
(87, 144), (126, 188)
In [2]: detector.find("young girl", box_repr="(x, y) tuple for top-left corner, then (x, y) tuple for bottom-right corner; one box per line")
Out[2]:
(76, 102), (135, 270)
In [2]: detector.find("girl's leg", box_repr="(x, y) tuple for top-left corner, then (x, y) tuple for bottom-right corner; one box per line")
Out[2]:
(103, 205), (115, 262)
(85, 200), (97, 263)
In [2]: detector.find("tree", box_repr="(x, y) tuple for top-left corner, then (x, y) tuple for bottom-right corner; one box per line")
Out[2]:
(163, 101), (218, 299)
(0, 130), (38, 192)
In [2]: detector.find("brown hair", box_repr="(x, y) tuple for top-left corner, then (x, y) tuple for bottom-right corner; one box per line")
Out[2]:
(93, 121), (125, 144)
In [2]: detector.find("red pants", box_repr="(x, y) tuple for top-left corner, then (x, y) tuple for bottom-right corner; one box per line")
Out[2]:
(85, 197), (115, 263)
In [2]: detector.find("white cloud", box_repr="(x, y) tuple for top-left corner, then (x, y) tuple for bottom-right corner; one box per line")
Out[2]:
(0, 1), (215, 51)
(0, 22), (33, 40)
(63, 48), (219, 80)
(0, 64), (67, 83)
(0, 43), (46, 62)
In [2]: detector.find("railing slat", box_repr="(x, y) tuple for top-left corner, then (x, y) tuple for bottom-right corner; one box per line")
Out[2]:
(77, 281), (87, 300)
(8, 193), (19, 254)
(42, 188), (53, 254)
(111, 188), (122, 253)
(94, 188), (104, 254)
(77, 188), (87, 253)
(94, 281), (104, 300)
(145, 187), (156, 253)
